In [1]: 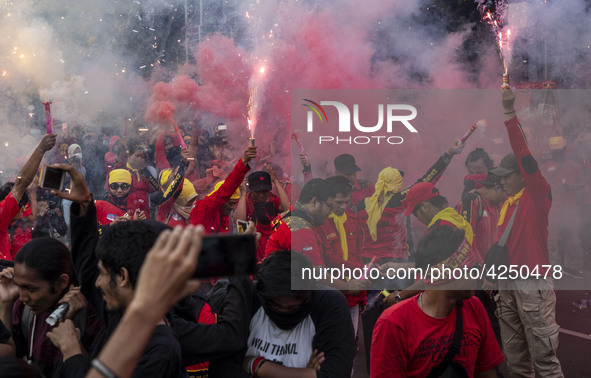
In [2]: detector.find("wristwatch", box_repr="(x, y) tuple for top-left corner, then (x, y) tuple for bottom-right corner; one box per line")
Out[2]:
(394, 292), (403, 303)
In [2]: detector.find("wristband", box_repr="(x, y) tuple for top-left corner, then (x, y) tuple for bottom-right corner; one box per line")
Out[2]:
(91, 359), (119, 378)
(250, 357), (265, 376)
(504, 111), (516, 115)
(255, 358), (268, 377)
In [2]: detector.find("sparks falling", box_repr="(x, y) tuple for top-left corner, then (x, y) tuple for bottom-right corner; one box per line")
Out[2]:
(246, 63), (268, 140)
(477, 1), (513, 74)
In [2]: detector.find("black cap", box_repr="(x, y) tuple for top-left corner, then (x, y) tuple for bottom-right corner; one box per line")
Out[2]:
(334, 154), (361, 175)
(248, 171), (272, 192)
(489, 153), (520, 177)
(478, 172), (502, 187)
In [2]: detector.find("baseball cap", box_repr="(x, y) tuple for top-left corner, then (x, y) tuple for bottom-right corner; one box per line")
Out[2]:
(334, 154), (361, 175)
(489, 153), (520, 177)
(248, 171), (272, 192)
(477, 172), (502, 187)
(403, 182), (440, 216)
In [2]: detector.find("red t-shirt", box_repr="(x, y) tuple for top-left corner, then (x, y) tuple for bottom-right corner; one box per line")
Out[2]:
(0, 193), (21, 261)
(500, 117), (552, 268)
(371, 295), (503, 378)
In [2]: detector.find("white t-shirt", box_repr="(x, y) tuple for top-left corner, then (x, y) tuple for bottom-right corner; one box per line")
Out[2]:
(247, 307), (315, 367)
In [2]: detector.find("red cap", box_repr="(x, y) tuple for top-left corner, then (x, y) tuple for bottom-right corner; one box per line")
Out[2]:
(403, 182), (440, 216)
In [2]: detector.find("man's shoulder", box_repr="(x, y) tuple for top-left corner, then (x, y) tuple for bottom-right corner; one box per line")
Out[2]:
(142, 324), (181, 357)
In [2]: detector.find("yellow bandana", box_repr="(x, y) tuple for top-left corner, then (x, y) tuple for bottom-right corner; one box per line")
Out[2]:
(109, 169), (132, 185)
(329, 212), (348, 261)
(366, 167), (403, 241)
(428, 207), (474, 246)
(497, 188), (524, 226)
(126, 162), (141, 181)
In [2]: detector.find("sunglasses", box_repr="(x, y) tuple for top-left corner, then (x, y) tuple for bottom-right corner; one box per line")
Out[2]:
(110, 183), (130, 191)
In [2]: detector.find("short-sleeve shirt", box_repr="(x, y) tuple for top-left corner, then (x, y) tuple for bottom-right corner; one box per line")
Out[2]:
(371, 295), (503, 377)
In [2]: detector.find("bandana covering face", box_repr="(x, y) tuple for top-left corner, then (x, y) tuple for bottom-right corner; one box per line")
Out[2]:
(424, 239), (482, 286)
(366, 167), (403, 241)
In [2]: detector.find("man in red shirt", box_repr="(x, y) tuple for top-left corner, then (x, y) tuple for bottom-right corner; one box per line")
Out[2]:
(457, 172), (506, 260)
(0, 134), (56, 261)
(487, 88), (563, 377)
(265, 178), (335, 266)
(457, 172), (506, 353)
(95, 169), (147, 233)
(234, 165), (290, 260)
(318, 175), (366, 337)
(371, 226), (503, 378)
(190, 145), (257, 234)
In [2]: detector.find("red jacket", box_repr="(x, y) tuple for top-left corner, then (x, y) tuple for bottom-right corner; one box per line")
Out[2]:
(318, 212), (367, 307)
(190, 159), (250, 234)
(265, 205), (325, 266)
(357, 153), (452, 260)
(458, 191), (501, 260)
(500, 116), (551, 268)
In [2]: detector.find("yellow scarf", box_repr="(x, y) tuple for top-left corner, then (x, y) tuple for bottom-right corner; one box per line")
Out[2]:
(329, 213), (348, 261)
(126, 162), (141, 181)
(428, 207), (474, 245)
(366, 167), (403, 241)
(497, 188), (524, 226)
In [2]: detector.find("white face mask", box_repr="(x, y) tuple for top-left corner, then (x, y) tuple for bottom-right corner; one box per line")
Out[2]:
(71, 153), (82, 160)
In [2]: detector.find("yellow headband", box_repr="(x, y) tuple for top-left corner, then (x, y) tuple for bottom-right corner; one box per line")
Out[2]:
(109, 169), (132, 185)
(207, 180), (240, 200)
(159, 169), (198, 200)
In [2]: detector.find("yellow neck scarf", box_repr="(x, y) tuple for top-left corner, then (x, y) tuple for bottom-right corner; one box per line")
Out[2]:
(366, 167), (403, 241)
(126, 163), (141, 180)
(329, 212), (348, 261)
(497, 188), (524, 226)
(428, 207), (474, 245)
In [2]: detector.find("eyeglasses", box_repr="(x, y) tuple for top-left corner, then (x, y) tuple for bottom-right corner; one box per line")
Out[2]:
(110, 183), (130, 191)
(322, 200), (334, 211)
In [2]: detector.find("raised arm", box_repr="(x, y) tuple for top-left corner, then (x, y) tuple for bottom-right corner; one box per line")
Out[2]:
(12, 134), (56, 203)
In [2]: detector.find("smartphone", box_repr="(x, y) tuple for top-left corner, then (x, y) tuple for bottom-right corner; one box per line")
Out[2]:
(39, 165), (66, 191)
(193, 233), (257, 278)
(236, 220), (249, 233)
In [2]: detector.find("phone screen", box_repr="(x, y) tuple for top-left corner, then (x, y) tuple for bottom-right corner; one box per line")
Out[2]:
(193, 234), (257, 278)
(40, 166), (65, 191)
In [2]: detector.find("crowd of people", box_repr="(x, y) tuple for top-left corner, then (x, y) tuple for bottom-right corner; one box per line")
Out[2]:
(0, 87), (584, 377)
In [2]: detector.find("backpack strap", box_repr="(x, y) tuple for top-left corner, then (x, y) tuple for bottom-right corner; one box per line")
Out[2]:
(427, 301), (465, 378)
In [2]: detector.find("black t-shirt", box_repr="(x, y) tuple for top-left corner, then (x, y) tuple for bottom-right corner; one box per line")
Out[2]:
(133, 325), (183, 378)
